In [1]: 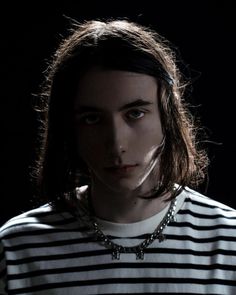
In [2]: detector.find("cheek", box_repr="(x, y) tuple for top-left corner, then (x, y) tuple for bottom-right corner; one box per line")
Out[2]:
(136, 125), (163, 151)
(76, 132), (103, 163)
(138, 116), (163, 140)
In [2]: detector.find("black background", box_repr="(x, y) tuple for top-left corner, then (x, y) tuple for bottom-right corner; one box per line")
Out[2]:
(1, 1), (235, 225)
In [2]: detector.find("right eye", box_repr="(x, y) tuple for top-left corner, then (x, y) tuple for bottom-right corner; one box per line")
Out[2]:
(79, 114), (101, 125)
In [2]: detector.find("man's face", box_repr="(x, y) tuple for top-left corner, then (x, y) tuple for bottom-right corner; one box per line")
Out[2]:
(74, 68), (163, 194)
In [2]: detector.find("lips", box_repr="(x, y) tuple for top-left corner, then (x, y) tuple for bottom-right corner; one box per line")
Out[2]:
(105, 164), (138, 174)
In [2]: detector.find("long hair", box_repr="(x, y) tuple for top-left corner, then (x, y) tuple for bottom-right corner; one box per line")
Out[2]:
(32, 18), (209, 203)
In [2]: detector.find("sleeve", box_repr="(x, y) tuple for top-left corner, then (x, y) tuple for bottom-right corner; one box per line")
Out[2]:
(0, 239), (7, 295)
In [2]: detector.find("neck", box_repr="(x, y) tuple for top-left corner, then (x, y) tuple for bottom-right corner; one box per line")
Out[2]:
(89, 183), (171, 223)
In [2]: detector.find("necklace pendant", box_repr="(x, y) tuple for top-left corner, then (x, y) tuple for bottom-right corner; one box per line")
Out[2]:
(112, 250), (121, 260)
(172, 215), (177, 222)
(158, 233), (166, 242)
(136, 250), (144, 260)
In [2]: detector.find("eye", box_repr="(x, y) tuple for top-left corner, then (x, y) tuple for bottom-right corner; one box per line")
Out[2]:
(79, 114), (101, 125)
(126, 109), (146, 120)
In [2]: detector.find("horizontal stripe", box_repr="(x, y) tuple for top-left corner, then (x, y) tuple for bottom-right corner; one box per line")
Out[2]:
(184, 197), (234, 211)
(1, 226), (90, 240)
(8, 277), (236, 294)
(8, 262), (236, 280)
(178, 209), (236, 220)
(3, 233), (236, 253)
(169, 221), (236, 230)
(5, 247), (236, 265)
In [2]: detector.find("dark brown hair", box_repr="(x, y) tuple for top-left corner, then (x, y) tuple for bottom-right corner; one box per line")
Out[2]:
(32, 18), (209, 203)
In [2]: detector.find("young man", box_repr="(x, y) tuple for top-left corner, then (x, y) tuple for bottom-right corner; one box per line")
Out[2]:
(1, 19), (235, 294)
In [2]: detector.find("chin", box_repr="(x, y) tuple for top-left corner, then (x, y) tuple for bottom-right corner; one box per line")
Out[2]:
(92, 170), (147, 193)
(103, 178), (144, 194)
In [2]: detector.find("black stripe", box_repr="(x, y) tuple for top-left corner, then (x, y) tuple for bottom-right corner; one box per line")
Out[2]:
(5, 247), (236, 265)
(8, 277), (236, 294)
(1, 226), (90, 239)
(15, 209), (63, 218)
(8, 262), (236, 280)
(88, 291), (222, 295)
(184, 197), (235, 212)
(1, 217), (78, 232)
(178, 209), (236, 220)
(4, 232), (236, 252)
(170, 221), (236, 230)
(166, 234), (236, 243)
(3, 221), (235, 245)
(4, 236), (95, 251)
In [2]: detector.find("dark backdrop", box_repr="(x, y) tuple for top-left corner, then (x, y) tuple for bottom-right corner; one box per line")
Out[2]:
(1, 1), (235, 225)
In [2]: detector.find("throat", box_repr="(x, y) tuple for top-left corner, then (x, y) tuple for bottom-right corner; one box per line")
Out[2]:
(89, 189), (171, 223)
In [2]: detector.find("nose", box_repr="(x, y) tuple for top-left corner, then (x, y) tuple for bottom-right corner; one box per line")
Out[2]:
(104, 117), (128, 158)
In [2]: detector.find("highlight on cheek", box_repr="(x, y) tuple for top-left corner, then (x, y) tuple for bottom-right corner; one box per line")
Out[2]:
(136, 145), (160, 187)
(143, 145), (160, 164)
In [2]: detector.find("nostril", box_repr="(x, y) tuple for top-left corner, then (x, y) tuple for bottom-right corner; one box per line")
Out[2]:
(119, 146), (126, 153)
(105, 143), (126, 163)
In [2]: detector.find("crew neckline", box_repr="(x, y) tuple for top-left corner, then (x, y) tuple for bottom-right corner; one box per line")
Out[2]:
(95, 190), (186, 237)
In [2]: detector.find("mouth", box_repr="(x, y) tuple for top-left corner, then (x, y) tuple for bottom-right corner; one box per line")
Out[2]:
(104, 164), (139, 175)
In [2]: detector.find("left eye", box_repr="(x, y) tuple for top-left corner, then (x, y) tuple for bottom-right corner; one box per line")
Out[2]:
(126, 110), (146, 120)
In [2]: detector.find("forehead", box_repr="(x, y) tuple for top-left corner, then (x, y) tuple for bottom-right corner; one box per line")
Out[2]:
(75, 68), (159, 110)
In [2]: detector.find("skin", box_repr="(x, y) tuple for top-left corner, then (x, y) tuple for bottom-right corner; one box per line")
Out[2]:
(74, 68), (170, 223)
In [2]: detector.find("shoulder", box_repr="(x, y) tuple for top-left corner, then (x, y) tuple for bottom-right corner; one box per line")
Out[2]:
(179, 187), (236, 221)
(183, 187), (235, 211)
(0, 203), (75, 240)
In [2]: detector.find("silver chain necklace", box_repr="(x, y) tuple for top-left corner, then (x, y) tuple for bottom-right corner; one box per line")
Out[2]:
(89, 198), (177, 260)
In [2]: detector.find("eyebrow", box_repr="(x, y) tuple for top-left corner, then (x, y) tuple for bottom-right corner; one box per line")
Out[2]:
(76, 99), (153, 113)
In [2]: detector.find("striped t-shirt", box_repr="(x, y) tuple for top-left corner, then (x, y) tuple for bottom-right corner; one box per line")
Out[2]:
(0, 187), (236, 294)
